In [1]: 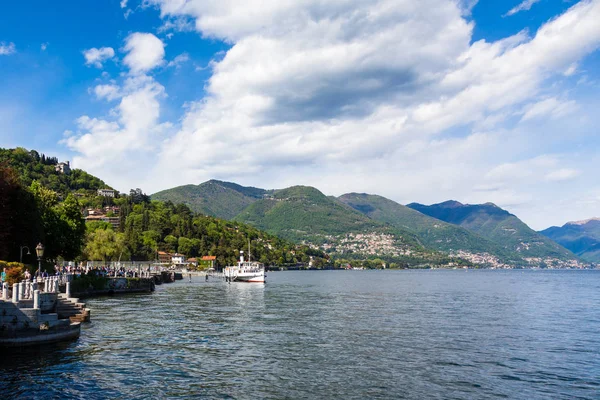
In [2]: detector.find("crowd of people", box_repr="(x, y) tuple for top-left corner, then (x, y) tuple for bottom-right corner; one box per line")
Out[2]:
(56, 264), (157, 279)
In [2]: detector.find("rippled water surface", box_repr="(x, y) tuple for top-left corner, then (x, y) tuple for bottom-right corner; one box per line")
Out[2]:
(1, 270), (600, 399)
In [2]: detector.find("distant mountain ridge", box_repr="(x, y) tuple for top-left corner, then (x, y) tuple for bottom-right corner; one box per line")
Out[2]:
(540, 219), (600, 262)
(152, 181), (584, 267)
(566, 217), (600, 226)
(338, 193), (516, 261)
(407, 201), (575, 261)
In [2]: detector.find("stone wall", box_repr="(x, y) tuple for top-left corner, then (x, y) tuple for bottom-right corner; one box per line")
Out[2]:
(72, 277), (155, 297)
(0, 301), (40, 332)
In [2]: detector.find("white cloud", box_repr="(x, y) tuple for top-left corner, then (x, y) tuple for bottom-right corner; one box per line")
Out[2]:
(0, 42), (16, 55)
(93, 83), (121, 101)
(123, 33), (165, 74)
(120, 0), (128, 8)
(485, 155), (559, 183)
(83, 47), (115, 68)
(167, 53), (190, 68)
(41, 42), (49, 51)
(504, 0), (541, 17)
(520, 97), (577, 121)
(65, 34), (171, 188)
(150, 0), (600, 179)
(158, 17), (195, 33)
(66, 0), (600, 229)
(64, 75), (170, 186)
(545, 168), (581, 182)
(564, 63), (578, 76)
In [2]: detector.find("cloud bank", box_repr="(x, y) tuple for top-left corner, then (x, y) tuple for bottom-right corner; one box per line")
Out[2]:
(66, 0), (600, 229)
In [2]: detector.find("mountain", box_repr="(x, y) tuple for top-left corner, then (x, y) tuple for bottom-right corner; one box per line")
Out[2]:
(233, 186), (432, 261)
(152, 180), (585, 267)
(540, 219), (600, 262)
(152, 180), (268, 219)
(407, 201), (577, 262)
(338, 193), (516, 261)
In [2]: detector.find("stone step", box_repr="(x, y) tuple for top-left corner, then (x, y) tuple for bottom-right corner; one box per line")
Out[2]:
(57, 302), (83, 307)
(39, 314), (58, 323)
(69, 312), (90, 323)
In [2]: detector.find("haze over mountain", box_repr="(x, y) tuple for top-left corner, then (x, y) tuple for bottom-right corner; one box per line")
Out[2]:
(407, 201), (575, 261)
(540, 219), (600, 262)
(152, 181), (583, 267)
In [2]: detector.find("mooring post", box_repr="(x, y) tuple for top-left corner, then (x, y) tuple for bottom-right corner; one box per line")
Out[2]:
(66, 281), (71, 299)
(12, 283), (19, 303)
(18, 281), (25, 301)
(2, 282), (8, 300)
(33, 289), (40, 309)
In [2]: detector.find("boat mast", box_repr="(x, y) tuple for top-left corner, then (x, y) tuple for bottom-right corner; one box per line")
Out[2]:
(248, 237), (251, 261)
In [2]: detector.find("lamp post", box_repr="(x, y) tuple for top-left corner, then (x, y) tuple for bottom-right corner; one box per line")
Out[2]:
(35, 243), (44, 281)
(20, 246), (31, 264)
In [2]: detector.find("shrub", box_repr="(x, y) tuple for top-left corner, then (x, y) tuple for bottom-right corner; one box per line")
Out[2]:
(2, 262), (26, 286)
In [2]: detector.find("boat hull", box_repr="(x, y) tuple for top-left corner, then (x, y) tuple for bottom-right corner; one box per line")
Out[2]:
(235, 274), (265, 283)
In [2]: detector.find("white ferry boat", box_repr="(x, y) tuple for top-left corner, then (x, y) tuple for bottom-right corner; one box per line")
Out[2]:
(223, 250), (266, 283)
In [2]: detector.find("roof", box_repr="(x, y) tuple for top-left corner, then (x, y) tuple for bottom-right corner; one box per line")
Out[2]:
(201, 256), (216, 261)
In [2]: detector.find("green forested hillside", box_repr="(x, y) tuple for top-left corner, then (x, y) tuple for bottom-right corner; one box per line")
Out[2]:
(0, 148), (325, 268)
(98, 196), (324, 267)
(338, 193), (517, 261)
(151, 180), (585, 267)
(232, 186), (459, 266)
(0, 147), (110, 196)
(152, 179), (267, 219)
(0, 162), (85, 262)
(540, 219), (600, 262)
(408, 201), (576, 261)
(236, 186), (395, 240)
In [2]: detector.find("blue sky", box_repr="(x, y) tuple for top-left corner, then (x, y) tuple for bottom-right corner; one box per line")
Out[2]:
(1, 0), (600, 230)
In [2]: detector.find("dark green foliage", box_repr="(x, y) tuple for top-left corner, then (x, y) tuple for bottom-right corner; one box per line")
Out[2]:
(0, 147), (111, 197)
(151, 179), (268, 219)
(540, 220), (600, 262)
(408, 201), (576, 260)
(118, 195), (325, 267)
(0, 163), (43, 262)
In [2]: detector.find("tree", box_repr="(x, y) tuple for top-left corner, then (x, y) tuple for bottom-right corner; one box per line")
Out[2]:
(0, 164), (43, 262)
(56, 194), (86, 260)
(164, 235), (178, 252)
(84, 228), (128, 262)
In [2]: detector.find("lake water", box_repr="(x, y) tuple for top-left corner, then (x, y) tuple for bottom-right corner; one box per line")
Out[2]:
(1, 270), (599, 399)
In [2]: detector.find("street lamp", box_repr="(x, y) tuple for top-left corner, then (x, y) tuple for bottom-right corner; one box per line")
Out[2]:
(35, 243), (44, 280)
(20, 246), (31, 264)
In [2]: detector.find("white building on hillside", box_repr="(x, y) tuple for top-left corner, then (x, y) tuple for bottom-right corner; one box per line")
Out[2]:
(171, 253), (186, 265)
(98, 188), (116, 197)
